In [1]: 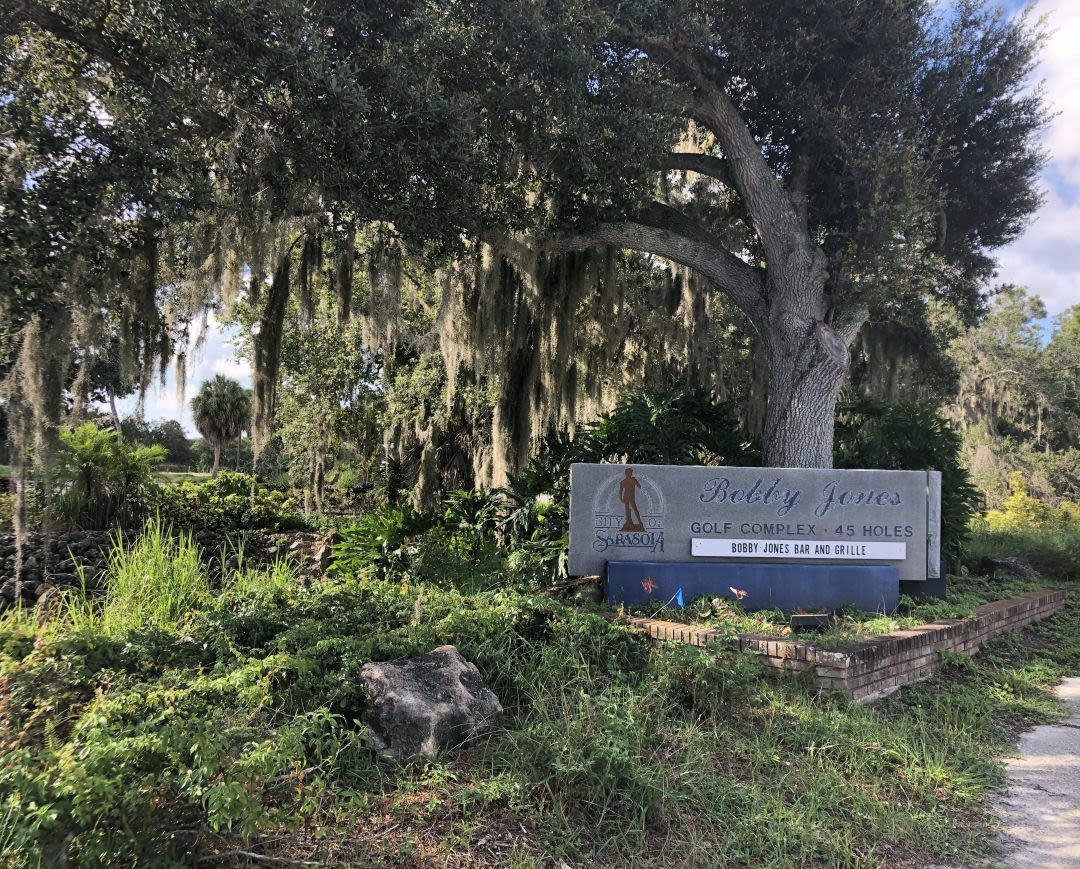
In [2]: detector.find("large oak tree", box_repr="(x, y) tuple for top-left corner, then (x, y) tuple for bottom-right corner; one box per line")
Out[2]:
(3, 0), (1047, 470)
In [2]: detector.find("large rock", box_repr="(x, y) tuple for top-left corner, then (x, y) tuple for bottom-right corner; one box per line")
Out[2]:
(980, 554), (1040, 580)
(358, 645), (502, 758)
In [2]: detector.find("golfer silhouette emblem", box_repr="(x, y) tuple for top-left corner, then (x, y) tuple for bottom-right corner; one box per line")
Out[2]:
(619, 468), (646, 532)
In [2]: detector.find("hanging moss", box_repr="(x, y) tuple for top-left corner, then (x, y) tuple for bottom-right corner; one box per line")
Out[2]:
(355, 236), (741, 493)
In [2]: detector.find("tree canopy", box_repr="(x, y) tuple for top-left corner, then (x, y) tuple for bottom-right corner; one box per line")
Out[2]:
(1, 0), (1050, 492)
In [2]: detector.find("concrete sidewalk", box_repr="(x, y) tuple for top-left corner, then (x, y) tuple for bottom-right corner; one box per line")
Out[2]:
(996, 677), (1080, 867)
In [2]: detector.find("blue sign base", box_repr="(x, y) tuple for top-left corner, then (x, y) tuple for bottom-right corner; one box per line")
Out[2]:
(606, 561), (900, 613)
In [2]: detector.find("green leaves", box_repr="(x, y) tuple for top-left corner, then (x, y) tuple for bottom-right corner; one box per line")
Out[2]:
(154, 472), (300, 533)
(53, 422), (164, 529)
(835, 398), (980, 568)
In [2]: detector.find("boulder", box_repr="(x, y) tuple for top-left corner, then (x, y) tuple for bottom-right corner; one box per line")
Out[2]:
(570, 580), (604, 604)
(0, 579), (36, 603)
(979, 554), (1040, 580)
(358, 645), (502, 759)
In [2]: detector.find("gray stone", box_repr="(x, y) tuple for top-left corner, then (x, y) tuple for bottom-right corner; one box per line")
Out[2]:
(359, 645), (502, 759)
(0, 579), (36, 602)
(979, 554), (1039, 580)
(568, 463), (940, 584)
(569, 580), (604, 604)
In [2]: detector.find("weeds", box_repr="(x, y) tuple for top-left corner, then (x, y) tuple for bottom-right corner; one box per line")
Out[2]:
(1, 518), (1078, 867)
(61, 517), (209, 637)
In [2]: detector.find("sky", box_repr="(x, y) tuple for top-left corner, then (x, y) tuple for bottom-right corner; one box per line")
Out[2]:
(124, 0), (1079, 435)
(994, 0), (1080, 318)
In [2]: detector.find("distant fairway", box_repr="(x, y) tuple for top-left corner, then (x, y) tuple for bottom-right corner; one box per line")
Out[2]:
(156, 471), (212, 485)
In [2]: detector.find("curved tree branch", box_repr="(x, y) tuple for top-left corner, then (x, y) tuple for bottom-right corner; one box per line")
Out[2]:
(551, 202), (766, 324)
(619, 29), (807, 264)
(13, 0), (231, 135)
(654, 152), (732, 187)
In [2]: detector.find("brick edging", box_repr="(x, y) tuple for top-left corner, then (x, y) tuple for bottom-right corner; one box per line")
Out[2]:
(625, 589), (1066, 703)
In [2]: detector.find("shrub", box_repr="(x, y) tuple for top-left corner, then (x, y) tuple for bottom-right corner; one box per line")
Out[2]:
(579, 389), (755, 467)
(328, 505), (434, 579)
(835, 399), (980, 568)
(443, 488), (501, 563)
(501, 390), (752, 553)
(965, 473), (1080, 580)
(52, 423), (164, 529)
(154, 472), (302, 533)
(983, 472), (1080, 532)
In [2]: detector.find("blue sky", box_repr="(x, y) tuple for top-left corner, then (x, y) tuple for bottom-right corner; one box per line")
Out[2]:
(994, 0), (1080, 318)
(126, 0), (1079, 435)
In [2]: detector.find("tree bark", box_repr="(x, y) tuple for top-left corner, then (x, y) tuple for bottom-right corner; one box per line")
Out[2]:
(211, 442), (221, 479)
(761, 335), (847, 467)
(108, 391), (123, 442)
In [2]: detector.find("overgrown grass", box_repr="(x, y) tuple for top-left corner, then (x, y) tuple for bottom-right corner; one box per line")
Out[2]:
(59, 518), (209, 636)
(967, 521), (1080, 581)
(1, 520), (1078, 867)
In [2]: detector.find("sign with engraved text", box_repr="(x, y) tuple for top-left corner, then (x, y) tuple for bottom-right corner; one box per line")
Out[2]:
(568, 464), (941, 582)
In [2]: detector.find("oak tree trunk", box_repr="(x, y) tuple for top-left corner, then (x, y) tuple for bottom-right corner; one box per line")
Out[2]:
(762, 337), (847, 468)
(758, 265), (850, 469)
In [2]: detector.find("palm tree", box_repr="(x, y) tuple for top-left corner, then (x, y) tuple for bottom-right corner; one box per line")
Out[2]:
(191, 376), (251, 479)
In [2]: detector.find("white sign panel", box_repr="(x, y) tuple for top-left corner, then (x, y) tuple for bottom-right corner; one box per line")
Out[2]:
(691, 538), (907, 560)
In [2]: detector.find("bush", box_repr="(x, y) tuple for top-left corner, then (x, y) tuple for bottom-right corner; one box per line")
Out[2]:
(52, 423), (164, 529)
(500, 390), (752, 555)
(154, 472), (302, 533)
(968, 473), (1080, 579)
(835, 399), (980, 568)
(579, 389), (755, 467)
(329, 505), (434, 579)
(983, 472), (1080, 532)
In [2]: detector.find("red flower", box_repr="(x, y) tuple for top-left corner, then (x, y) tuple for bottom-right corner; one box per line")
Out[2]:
(641, 577), (658, 594)
(730, 587), (748, 600)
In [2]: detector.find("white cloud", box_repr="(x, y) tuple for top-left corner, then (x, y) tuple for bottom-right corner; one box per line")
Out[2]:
(994, 0), (1080, 315)
(211, 356), (253, 380)
(109, 317), (251, 435)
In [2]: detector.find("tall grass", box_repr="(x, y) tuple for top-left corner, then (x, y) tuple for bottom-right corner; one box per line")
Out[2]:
(967, 522), (1080, 580)
(64, 517), (210, 636)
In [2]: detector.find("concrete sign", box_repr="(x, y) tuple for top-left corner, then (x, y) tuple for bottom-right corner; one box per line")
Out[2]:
(568, 463), (941, 582)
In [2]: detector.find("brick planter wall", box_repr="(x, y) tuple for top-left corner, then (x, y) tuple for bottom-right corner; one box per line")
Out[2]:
(626, 589), (1066, 704)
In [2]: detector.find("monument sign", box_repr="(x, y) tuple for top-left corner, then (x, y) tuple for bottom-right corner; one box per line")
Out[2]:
(569, 463), (941, 610)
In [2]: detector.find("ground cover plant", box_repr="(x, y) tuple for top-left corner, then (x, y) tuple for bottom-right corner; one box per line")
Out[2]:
(628, 573), (1047, 649)
(1, 515), (1078, 867)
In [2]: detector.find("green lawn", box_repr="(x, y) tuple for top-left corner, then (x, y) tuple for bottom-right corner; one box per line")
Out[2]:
(155, 470), (212, 485)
